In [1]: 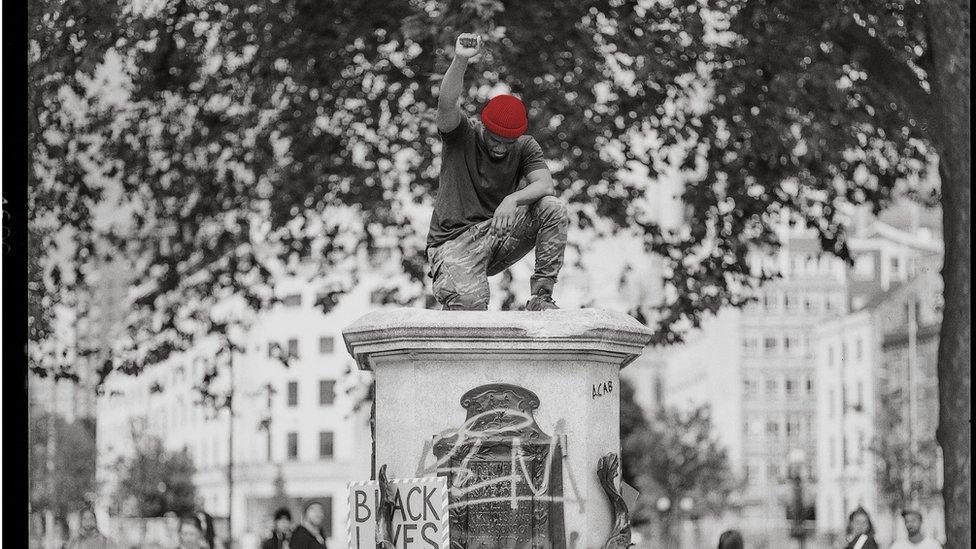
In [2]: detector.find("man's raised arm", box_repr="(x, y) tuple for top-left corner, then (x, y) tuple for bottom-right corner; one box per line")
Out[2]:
(436, 33), (482, 134)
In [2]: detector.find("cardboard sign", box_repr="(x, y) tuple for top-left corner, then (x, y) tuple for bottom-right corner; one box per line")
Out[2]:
(347, 476), (449, 549)
(620, 481), (640, 512)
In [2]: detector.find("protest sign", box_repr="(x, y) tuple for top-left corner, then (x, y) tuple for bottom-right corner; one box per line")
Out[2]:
(347, 476), (449, 549)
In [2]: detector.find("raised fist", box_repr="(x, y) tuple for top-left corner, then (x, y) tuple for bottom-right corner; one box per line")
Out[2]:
(454, 33), (483, 60)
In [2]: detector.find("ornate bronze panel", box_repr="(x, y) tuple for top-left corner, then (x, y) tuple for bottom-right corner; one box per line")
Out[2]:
(433, 384), (566, 549)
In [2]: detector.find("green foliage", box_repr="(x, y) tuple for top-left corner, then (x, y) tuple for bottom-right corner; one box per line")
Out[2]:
(618, 377), (650, 487)
(28, 224), (53, 343)
(872, 390), (941, 511)
(113, 435), (198, 517)
(27, 0), (950, 381)
(28, 411), (98, 518)
(623, 404), (734, 516)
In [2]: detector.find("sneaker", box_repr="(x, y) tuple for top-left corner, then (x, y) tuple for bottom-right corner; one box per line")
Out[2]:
(525, 294), (559, 311)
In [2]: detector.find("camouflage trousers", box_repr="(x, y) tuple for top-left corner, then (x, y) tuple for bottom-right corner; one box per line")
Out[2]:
(427, 195), (569, 310)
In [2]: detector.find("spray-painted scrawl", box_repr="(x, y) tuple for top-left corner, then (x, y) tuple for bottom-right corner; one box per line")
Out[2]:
(417, 384), (568, 549)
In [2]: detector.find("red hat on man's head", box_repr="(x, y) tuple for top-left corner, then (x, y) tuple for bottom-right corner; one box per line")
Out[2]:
(481, 94), (528, 139)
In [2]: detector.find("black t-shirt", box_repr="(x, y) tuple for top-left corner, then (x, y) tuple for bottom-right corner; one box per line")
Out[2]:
(260, 532), (288, 549)
(289, 525), (327, 549)
(426, 116), (548, 250)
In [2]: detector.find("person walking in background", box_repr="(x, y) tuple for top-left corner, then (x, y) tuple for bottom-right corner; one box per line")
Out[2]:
(176, 515), (210, 549)
(889, 509), (942, 549)
(717, 529), (744, 549)
(194, 510), (216, 549)
(64, 507), (117, 549)
(262, 507), (293, 549)
(288, 502), (327, 549)
(844, 507), (880, 549)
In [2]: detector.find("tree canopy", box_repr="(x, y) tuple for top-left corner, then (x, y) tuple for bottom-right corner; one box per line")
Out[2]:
(28, 0), (968, 542)
(29, 0), (949, 366)
(113, 435), (198, 517)
(28, 412), (97, 519)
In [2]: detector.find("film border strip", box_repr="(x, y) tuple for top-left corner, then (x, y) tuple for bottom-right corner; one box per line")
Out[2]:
(346, 476), (450, 548)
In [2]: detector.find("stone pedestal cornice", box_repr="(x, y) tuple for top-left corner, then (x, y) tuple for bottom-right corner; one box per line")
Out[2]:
(343, 308), (652, 371)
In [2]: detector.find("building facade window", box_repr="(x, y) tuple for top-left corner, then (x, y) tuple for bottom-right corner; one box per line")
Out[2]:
(764, 336), (778, 352)
(319, 431), (335, 459)
(766, 378), (779, 396)
(785, 379), (795, 395)
(766, 420), (780, 438)
(287, 338), (300, 359)
(786, 417), (801, 437)
(742, 337), (758, 352)
(287, 432), (299, 461)
(319, 380), (336, 406)
(743, 378), (758, 397)
(787, 335), (802, 354)
(287, 381), (299, 407)
(319, 336), (335, 354)
(853, 254), (875, 281)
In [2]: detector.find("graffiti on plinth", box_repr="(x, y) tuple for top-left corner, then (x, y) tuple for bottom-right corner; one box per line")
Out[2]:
(426, 383), (567, 549)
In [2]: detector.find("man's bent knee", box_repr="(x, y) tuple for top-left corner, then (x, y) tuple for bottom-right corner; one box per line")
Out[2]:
(535, 195), (568, 221)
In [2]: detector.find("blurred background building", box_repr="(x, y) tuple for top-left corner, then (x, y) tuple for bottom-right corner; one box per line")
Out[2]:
(94, 270), (391, 546)
(622, 200), (944, 548)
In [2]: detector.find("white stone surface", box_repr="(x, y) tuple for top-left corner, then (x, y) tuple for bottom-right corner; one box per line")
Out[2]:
(343, 308), (652, 549)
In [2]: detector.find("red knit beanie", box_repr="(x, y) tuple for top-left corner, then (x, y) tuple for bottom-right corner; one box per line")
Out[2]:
(481, 94), (528, 139)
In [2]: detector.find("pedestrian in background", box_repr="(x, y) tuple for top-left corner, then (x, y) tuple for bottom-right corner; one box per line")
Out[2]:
(64, 507), (117, 549)
(262, 507), (293, 549)
(177, 514), (210, 549)
(289, 502), (327, 549)
(889, 509), (942, 549)
(717, 529), (744, 549)
(195, 510), (216, 549)
(844, 507), (879, 549)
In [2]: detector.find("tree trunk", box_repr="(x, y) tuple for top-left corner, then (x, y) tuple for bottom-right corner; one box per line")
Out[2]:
(927, 2), (971, 548)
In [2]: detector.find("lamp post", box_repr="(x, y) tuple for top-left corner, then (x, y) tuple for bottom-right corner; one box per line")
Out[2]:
(678, 497), (700, 549)
(788, 449), (808, 549)
(656, 496), (672, 547)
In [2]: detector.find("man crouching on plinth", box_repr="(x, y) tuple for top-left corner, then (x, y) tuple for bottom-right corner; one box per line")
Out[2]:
(426, 33), (569, 311)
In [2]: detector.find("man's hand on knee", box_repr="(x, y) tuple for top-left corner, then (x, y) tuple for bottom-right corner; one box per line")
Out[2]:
(490, 195), (519, 235)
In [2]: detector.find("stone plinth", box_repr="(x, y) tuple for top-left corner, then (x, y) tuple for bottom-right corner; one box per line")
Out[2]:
(342, 308), (652, 549)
